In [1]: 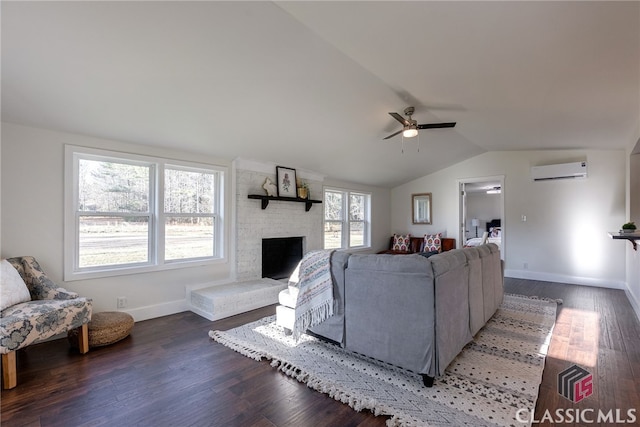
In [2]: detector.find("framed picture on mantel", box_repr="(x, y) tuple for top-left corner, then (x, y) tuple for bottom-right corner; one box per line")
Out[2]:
(276, 166), (297, 198)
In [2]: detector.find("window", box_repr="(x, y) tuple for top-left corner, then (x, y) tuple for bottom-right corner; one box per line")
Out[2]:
(65, 146), (225, 280)
(323, 188), (370, 250)
(164, 167), (217, 261)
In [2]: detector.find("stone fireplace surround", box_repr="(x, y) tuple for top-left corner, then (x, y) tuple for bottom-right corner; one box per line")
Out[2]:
(187, 159), (325, 321)
(235, 160), (324, 281)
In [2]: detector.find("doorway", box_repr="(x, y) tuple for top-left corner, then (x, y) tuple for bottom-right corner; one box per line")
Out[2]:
(458, 176), (505, 259)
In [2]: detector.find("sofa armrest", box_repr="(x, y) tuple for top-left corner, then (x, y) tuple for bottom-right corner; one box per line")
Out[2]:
(308, 251), (350, 345)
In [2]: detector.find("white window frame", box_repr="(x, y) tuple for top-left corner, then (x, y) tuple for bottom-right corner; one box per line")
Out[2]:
(64, 145), (226, 281)
(323, 187), (371, 250)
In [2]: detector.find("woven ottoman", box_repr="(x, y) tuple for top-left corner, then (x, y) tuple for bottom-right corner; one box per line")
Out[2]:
(68, 311), (134, 348)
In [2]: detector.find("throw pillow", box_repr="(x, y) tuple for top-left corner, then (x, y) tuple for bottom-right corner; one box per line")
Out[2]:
(423, 233), (443, 252)
(392, 234), (411, 251)
(1, 259), (31, 311)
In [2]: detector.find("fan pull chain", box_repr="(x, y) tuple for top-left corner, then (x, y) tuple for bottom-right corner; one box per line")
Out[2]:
(417, 133), (420, 152)
(401, 135), (405, 154)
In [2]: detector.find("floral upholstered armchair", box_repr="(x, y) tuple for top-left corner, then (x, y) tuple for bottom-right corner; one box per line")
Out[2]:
(1, 256), (92, 389)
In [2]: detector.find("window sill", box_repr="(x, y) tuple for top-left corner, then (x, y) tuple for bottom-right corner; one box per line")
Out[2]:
(64, 257), (227, 281)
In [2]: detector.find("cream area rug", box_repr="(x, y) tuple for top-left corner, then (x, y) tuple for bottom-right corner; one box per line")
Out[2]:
(209, 294), (558, 427)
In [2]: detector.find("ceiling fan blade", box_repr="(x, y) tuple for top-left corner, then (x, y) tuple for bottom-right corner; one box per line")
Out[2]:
(383, 129), (403, 140)
(389, 112), (410, 126)
(417, 122), (456, 129)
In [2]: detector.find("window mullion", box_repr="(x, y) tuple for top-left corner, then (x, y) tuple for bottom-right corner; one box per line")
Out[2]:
(155, 163), (163, 265)
(343, 192), (349, 248)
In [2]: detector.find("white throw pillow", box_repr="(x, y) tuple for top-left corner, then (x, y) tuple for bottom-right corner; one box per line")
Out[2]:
(1, 259), (31, 311)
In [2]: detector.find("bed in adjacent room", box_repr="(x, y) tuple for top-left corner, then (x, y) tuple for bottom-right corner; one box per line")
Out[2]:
(465, 219), (502, 249)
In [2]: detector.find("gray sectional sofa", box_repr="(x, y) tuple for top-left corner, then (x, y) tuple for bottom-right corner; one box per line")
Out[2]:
(276, 243), (504, 387)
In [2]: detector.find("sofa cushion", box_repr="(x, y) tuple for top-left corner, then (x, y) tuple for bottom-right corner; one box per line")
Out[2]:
(348, 253), (431, 274)
(423, 233), (442, 252)
(461, 248), (485, 336)
(429, 249), (472, 374)
(429, 249), (467, 277)
(1, 260), (31, 311)
(392, 234), (411, 251)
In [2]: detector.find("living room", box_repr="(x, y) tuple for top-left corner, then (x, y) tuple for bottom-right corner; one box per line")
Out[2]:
(1, 2), (639, 426)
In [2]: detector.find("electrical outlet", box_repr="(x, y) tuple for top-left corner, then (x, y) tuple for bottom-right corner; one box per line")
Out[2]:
(117, 297), (127, 309)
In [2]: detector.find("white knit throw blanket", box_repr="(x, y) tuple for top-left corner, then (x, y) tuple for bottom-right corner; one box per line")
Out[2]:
(290, 250), (334, 339)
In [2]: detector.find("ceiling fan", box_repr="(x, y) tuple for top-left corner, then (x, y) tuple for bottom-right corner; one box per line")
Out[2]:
(383, 106), (456, 140)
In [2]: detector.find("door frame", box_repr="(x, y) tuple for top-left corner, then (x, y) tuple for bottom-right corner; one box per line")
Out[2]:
(458, 175), (505, 260)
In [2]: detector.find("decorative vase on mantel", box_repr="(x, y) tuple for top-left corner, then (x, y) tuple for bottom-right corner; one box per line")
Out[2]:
(297, 187), (308, 199)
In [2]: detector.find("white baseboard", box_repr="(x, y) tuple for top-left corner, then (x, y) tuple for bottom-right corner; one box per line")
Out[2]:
(504, 269), (626, 290)
(624, 287), (640, 323)
(121, 299), (189, 322)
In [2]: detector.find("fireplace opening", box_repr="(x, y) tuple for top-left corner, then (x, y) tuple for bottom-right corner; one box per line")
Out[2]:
(262, 237), (304, 280)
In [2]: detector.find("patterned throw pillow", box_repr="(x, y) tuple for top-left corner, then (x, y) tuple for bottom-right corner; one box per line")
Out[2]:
(392, 234), (411, 251)
(423, 233), (443, 252)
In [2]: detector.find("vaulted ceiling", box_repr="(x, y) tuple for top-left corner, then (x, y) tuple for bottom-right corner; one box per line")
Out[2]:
(2, 1), (638, 187)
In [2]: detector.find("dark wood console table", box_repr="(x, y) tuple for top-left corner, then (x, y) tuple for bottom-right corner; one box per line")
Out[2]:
(248, 195), (322, 212)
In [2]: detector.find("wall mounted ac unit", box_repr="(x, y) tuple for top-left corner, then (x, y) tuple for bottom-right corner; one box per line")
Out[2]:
(531, 161), (587, 181)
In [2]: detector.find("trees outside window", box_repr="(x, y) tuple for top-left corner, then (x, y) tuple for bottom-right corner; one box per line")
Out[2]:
(66, 146), (224, 280)
(323, 188), (370, 250)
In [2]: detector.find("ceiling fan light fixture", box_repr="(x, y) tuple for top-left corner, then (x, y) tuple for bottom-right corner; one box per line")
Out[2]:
(402, 127), (418, 138)
(486, 187), (501, 194)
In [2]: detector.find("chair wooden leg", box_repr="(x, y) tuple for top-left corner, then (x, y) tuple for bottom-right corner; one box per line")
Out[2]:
(78, 323), (90, 354)
(2, 351), (17, 389)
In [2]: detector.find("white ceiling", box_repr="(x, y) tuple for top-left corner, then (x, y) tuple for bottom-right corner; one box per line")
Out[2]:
(2, 1), (638, 188)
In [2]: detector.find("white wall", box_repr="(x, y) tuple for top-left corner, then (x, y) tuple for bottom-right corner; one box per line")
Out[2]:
(1, 123), (234, 320)
(392, 150), (627, 289)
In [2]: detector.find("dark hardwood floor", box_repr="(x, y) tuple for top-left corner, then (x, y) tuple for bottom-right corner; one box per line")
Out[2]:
(2, 278), (639, 426)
